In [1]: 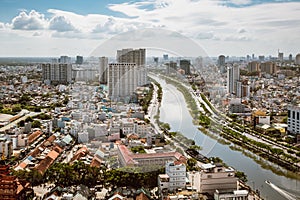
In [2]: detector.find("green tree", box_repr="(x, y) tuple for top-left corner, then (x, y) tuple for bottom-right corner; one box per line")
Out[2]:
(31, 120), (41, 128)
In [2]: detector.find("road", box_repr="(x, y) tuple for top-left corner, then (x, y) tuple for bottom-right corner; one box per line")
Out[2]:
(152, 73), (300, 168)
(0, 109), (40, 132)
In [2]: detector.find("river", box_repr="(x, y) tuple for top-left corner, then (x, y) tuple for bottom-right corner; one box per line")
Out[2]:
(153, 76), (300, 200)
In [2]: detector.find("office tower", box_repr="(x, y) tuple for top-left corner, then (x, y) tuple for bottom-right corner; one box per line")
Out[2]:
(99, 57), (108, 84)
(58, 56), (71, 63)
(117, 48), (146, 67)
(179, 59), (191, 75)
(218, 55), (226, 66)
(260, 62), (277, 75)
(248, 61), (260, 72)
(42, 63), (72, 85)
(296, 54), (300, 65)
(76, 56), (83, 64)
(227, 64), (240, 94)
(287, 105), (300, 134)
(278, 52), (284, 62)
(252, 54), (255, 60)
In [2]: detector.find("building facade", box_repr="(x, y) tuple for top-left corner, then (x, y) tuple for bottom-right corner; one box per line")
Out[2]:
(287, 105), (300, 134)
(179, 59), (191, 75)
(99, 56), (108, 84)
(117, 48), (146, 67)
(227, 64), (240, 94)
(42, 63), (72, 85)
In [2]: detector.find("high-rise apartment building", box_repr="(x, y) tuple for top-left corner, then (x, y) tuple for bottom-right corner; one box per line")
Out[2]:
(227, 64), (240, 94)
(108, 63), (137, 101)
(296, 54), (300, 65)
(287, 105), (300, 134)
(117, 48), (146, 67)
(42, 63), (72, 85)
(260, 62), (277, 75)
(58, 56), (71, 64)
(76, 56), (83, 64)
(99, 57), (108, 84)
(218, 55), (226, 66)
(289, 54), (293, 62)
(278, 52), (284, 62)
(248, 61), (260, 72)
(179, 59), (191, 75)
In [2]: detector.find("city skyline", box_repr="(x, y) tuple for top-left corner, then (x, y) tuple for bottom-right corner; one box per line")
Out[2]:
(0, 0), (299, 57)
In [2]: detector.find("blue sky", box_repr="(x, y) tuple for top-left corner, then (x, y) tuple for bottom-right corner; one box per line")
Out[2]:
(0, 0), (299, 57)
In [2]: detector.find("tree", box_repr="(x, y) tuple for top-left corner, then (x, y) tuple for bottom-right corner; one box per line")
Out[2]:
(18, 120), (25, 127)
(31, 120), (41, 128)
(235, 171), (248, 183)
(12, 104), (22, 113)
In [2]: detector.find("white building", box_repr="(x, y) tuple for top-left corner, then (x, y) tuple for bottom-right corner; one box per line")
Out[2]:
(108, 63), (137, 101)
(165, 161), (186, 191)
(227, 64), (240, 94)
(78, 131), (89, 143)
(214, 190), (249, 200)
(187, 163), (238, 195)
(287, 105), (300, 134)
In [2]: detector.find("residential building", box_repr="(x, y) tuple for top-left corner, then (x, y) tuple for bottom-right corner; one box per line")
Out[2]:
(58, 56), (71, 64)
(278, 52), (284, 62)
(187, 163), (238, 195)
(42, 63), (72, 85)
(218, 55), (226, 66)
(227, 64), (240, 94)
(108, 63), (137, 101)
(287, 105), (300, 134)
(179, 59), (191, 75)
(76, 56), (83, 64)
(214, 190), (249, 200)
(248, 61), (260, 73)
(117, 48), (146, 67)
(260, 62), (277, 75)
(165, 161), (186, 191)
(296, 53), (300, 65)
(0, 166), (33, 200)
(99, 56), (108, 84)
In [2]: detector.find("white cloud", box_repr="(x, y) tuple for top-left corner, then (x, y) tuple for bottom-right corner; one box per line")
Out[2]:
(49, 16), (77, 32)
(0, 0), (300, 56)
(11, 10), (47, 30)
(228, 0), (252, 5)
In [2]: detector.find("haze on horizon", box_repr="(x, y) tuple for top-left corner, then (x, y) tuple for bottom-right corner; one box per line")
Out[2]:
(0, 0), (299, 57)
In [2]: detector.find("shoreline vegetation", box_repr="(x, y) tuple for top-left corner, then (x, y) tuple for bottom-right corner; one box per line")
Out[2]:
(154, 74), (300, 180)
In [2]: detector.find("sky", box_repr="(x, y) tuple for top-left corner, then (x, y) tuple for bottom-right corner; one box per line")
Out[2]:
(0, 0), (299, 57)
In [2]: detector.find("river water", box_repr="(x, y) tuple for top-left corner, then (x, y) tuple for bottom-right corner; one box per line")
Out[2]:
(154, 77), (300, 200)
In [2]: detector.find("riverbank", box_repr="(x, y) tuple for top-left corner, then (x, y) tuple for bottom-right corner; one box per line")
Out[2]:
(158, 73), (300, 174)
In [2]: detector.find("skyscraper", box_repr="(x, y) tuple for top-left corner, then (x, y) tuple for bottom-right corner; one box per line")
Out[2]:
(58, 56), (71, 64)
(76, 56), (83, 64)
(227, 64), (240, 94)
(218, 55), (226, 66)
(179, 59), (191, 75)
(117, 48), (146, 67)
(99, 57), (108, 84)
(278, 52), (284, 62)
(108, 63), (137, 101)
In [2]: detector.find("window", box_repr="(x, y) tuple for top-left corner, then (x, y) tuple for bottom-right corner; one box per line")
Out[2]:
(207, 175), (212, 178)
